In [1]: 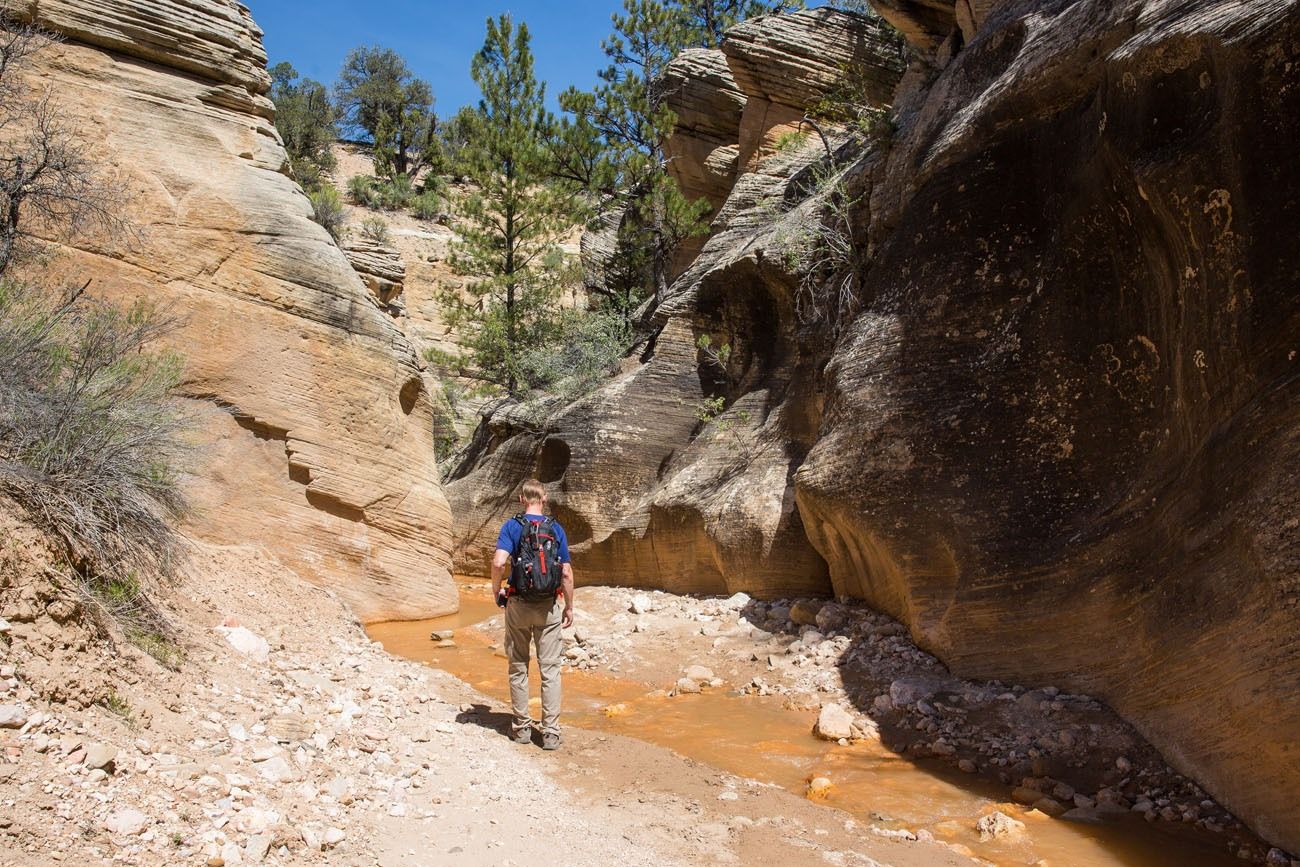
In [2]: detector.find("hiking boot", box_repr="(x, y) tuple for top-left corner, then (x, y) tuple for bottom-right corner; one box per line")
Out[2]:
(542, 733), (561, 751)
(512, 728), (532, 745)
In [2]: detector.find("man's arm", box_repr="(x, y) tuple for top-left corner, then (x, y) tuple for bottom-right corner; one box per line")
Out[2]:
(491, 549), (510, 603)
(561, 563), (574, 627)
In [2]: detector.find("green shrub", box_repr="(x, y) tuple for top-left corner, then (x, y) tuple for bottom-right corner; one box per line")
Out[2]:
(518, 310), (630, 399)
(376, 173), (414, 210)
(774, 130), (810, 153)
(0, 281), (191, 582)
(360, 216), (390, 244)
(411, 189), (441, 221)
(309, 185), (346, 239)
(347, 174), (375, 206)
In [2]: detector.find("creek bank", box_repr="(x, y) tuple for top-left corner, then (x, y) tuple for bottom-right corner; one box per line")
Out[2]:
(0, 509), (965, 867)
(440, 581), (1279, 866)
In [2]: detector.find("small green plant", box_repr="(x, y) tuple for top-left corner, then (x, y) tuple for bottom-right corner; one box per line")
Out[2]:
(774, 130), (810, 154)
(696, 334), (732, 371)
(309, 185), (346, 240)
(170, 830), (185, 849)
(346, 174), (374, 206)
(411, 189), (441, 221)
(126, 627), (185, 670)
(359, 216), (391, 245)
(695, 395), (726, 424)
(102, 690), (133, 723)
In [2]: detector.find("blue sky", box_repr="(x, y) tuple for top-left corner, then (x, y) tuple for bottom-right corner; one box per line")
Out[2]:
(249, 1), (633, 114)
(249, 1), (829, 115)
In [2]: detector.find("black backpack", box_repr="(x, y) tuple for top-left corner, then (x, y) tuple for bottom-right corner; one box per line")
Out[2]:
(509, 514), (563, 600)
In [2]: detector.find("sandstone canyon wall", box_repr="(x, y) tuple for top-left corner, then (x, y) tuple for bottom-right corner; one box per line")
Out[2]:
(1, 0), (455, 622)
(448, 2), (1300, 852)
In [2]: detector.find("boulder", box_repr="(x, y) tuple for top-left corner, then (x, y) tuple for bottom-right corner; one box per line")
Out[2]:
(814, 703), (854, 741)
(789, 599), (824, 626)
(975, 811), (1024, 841)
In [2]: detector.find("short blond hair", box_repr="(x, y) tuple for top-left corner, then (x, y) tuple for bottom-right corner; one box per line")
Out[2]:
(519, 478), (547, 504)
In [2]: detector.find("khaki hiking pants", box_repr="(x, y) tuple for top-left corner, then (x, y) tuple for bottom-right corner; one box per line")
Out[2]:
(504, 595), (563, 737)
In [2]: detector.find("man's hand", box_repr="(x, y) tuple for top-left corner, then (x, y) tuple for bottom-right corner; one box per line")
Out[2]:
(562, 605), (574, 628)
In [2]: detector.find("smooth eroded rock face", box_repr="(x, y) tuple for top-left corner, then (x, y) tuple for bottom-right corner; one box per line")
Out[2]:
(2, 0), (454, 622)
(796, 0), (1300, 851)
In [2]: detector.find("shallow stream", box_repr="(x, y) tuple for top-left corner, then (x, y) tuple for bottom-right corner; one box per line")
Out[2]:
(369, 580), (1242, 867)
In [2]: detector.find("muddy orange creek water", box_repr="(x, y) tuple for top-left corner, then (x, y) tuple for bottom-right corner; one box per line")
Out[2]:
(369, 581), (1240, 867)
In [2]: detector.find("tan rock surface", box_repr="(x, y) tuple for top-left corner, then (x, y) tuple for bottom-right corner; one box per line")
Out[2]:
(1, 0), (454, 622)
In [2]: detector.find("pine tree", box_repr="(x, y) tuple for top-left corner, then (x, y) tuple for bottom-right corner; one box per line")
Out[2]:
(672, 0), (804, 49)
(269, 62), (337, 190)
(439, 15), (571, 395)
(558, 0), (710, 313)
(334, 46), (438, 180)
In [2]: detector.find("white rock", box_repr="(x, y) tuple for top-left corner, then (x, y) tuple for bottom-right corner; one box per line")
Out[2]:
(233, 807), (280, 835)
(256, 756), (297, 784)
(323, 827), (346, 847)
(216, 626), (270, 662)
(84, 743), (118, 771)
(104, 808), (149, 836)
(683, 665), (715, 682)
(0, 705), (27, 729)
(629, 594), (652, 615)
(228, 723), (248, 742)
(245, 834), (272, 862)
(0, 617), (10, 633)
(722, 592), (750, 610)
(220, 841), (244, 865)
(814, 704), (854, 741)
(674, 678), (702, 695)
(976, 811), (1025, 841)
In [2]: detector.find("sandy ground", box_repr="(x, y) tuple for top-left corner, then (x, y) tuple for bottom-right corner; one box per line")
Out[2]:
(0, 509), (973, 867)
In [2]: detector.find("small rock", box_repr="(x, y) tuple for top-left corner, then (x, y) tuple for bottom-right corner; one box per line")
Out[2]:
(814, 704), (854, 741)
(674, 678), (702, 695)
(718, 790), (739, 801)
(0, 617), (11, 633)
(789, 600), (825, 626)
(104, 808), (149, 836)
(1032, 797), (1067, 817)
(216, 626), (270, 662)
(975, 811), (1025, 841)
(1062, 807), (1104, 824)
(429, 629), (454, 641)
(0, 705), (26, 729)
(83, 743), (117, 772)
(806, 776), (833, 798)
(958, 759), (977, 773)
(722, 592), (750, 610)
(1012, 785), (1045, 805)
(245, 834), (272, 862)
(683, 665), (714, 682)
(220, 841), (243, 865)
(323, 827), (346, 847)
(629, 594), (652, 615)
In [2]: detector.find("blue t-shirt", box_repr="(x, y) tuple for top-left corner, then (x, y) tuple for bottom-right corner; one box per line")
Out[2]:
(496, 514), (571, 564)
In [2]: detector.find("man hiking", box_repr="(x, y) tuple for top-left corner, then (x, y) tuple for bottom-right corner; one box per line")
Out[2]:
(491, 478), (575, 750)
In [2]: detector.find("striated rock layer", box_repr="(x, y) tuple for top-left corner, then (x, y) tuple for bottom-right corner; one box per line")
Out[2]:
(2, 0), (454, 622)
(796, 0), (1300, 852)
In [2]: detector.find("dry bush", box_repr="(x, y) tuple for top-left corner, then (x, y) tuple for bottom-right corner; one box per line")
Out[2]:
(0, 281), (192, 582)
(0, 15), (134, 271)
